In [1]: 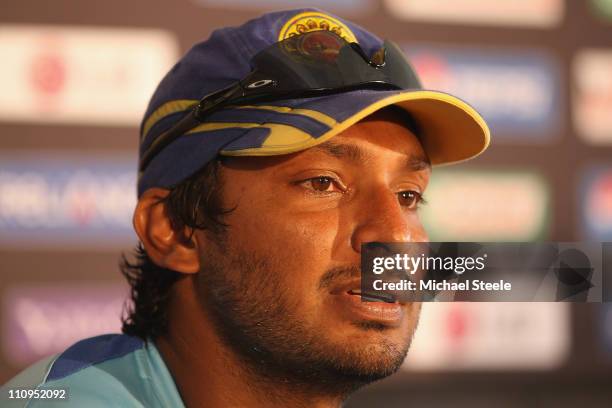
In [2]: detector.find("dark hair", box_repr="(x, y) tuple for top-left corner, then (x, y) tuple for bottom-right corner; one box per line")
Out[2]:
(382, 105), (422, 139)
(121, 159), (230, 340)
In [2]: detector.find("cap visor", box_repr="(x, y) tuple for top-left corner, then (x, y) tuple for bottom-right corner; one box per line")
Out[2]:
(219, 89), (490, 166)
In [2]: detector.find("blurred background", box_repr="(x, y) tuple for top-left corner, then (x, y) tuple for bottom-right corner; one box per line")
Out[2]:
(1, 0), (611, 406)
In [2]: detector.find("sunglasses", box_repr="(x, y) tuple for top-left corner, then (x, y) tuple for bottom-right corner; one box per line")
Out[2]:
(140, 30), (421, 171)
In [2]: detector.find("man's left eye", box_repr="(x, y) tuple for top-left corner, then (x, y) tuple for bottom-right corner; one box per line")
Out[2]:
(397, 190), (425, 209)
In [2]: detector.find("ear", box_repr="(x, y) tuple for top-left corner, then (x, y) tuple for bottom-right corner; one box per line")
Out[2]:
(133, 188), (200, 274)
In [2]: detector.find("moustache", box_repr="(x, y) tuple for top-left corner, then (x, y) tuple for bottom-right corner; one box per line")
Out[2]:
(318, 265), (361, 290)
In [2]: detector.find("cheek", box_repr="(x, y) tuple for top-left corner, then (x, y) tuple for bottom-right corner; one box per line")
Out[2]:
(227, 205), (342, 292)
(409, 212), (429, 242)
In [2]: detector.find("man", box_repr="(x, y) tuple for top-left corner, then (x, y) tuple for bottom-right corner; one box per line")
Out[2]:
(2, 8), (489, 407)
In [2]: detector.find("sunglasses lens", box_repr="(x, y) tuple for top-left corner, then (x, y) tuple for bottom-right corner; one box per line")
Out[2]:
(248, 30), (420, 95)
(370, 47), (385, 67)
(381, 40), (422, 90)
(289, 31), (345, 63)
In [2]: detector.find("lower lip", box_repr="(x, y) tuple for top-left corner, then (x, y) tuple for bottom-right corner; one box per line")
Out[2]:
(332, 292), (404, 326)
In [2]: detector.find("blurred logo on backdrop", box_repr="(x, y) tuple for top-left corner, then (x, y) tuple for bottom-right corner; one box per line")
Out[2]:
(404, 45), (561, 140)
(592, 0), (612, 21)
(573, 49), (612, 144)
(1, 284), (125, 366)
(0, 26), (179, 126)
(385, 0), (564, 28)
(603, 305), (612, 356)
(190, 0), (373, 15)
(0, 153), (137, 248)
(420, 169), (550, 241)
(580, 167), (612, 240)
(405, 303), (570, 370)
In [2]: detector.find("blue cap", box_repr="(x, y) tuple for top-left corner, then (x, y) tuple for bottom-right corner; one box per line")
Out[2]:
(138, 8), (490, 196)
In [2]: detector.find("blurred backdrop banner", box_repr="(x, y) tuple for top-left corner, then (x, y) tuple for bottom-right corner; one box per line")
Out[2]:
(1, 1), (611, 406)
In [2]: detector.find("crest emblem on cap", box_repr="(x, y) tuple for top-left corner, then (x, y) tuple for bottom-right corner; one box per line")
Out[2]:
(278, 11), (358, 43)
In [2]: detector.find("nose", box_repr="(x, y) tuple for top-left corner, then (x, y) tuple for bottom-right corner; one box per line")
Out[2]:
(351, 190), (428, 253)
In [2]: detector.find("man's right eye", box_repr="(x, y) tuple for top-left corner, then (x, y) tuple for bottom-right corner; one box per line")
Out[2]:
(300, 176), (344, 193)
(310, 176), (333, 191)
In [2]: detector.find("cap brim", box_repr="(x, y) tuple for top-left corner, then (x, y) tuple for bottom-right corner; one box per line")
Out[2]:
(138, 88), (490, 195)
(219, 89), (490, 166)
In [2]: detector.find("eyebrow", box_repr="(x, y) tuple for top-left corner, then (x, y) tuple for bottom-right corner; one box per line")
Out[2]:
(310, 142), (431, 172)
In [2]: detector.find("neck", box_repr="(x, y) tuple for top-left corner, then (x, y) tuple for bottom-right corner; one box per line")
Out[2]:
(155, 276), (346, 408)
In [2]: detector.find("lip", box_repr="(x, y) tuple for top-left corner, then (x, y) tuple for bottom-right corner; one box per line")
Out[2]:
(329, 280), (405, 327)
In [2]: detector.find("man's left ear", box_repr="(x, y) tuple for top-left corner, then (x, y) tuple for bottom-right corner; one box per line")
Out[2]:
(133, 188), (200, 274)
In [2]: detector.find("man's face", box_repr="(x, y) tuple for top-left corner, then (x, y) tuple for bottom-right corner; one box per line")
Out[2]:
(194, 109), (430, 389)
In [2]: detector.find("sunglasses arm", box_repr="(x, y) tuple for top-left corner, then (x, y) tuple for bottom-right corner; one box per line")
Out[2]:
(139, 82), (245, 171)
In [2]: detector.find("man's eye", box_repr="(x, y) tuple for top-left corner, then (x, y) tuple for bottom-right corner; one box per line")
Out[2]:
(398, 190), (425, 209)
(306, 176), (335, 192)
(300, 176), (346, 193)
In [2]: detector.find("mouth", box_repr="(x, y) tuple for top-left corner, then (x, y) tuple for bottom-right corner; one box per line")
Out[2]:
(346, 289), (397, 303)
(329, 281), (405, 327)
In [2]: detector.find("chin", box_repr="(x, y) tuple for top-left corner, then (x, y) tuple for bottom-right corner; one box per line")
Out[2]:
(325, 331), (410, 379)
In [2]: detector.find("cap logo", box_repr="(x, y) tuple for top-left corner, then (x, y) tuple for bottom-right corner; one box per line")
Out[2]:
(278, 11), (358, 43)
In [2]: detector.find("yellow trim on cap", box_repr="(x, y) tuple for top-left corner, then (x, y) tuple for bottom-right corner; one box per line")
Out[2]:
(220, 90), (491, 166)
(141, 99), (198, 140)
(260, 123), (315, 148)
(186, 122), (260, 134)
(143, 101), (337, 142)
(184, 121), (315, 147)
(232, 105), (337, 127)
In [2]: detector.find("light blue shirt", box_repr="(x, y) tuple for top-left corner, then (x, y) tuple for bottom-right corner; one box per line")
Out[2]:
(1, 334), (185, 407)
